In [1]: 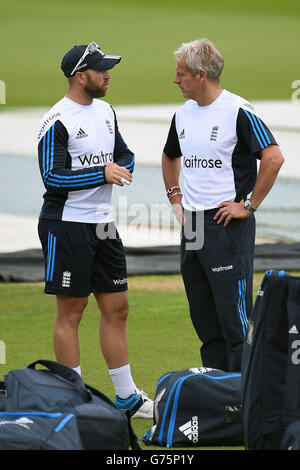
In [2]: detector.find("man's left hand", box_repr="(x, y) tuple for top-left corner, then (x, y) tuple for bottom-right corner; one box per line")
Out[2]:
(213, 200), (252, 227)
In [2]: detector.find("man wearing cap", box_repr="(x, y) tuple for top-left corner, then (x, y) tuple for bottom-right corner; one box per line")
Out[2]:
(37, 42), (153, 418)
(162, 39), (284, 372)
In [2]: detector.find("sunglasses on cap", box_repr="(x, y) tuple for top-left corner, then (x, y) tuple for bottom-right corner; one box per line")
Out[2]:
(70, 41), (103, 76)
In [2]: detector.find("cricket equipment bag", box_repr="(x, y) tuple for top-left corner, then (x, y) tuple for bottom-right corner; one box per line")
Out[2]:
(281, 420), (300, 450)
(2, 359), (140, 450)
(142, 367), (243, 448)
(242, 270), (300, 450)
(0, 411), (83, 450)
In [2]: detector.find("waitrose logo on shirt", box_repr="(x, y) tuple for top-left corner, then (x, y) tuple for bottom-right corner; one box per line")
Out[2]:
(183, 155), (223, 169)
(78, 151), (113, 166)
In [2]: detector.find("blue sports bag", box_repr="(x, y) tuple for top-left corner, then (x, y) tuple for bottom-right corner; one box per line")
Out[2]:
(143, 367), (243, 448)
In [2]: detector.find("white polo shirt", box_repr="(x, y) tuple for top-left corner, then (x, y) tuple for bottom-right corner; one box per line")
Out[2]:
(164, 89), (277, 211)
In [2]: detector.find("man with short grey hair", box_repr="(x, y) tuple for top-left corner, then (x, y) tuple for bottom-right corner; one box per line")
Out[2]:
(162, 38), (284, 372)
(174, 39), (224, 80)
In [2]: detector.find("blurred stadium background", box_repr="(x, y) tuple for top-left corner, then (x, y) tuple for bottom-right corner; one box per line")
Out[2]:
(1, 0), (300, 106)
(0, 0), (300, 449)
(1, 0), (300, 253)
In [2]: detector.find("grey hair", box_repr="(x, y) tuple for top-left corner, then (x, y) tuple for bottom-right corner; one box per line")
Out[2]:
(174, 39), (224, 80)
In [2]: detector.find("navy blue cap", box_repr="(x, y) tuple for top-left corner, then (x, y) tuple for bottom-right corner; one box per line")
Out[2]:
(61, 43), (121, 77)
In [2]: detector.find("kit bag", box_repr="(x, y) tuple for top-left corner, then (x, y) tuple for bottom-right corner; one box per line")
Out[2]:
(242, 270), (300, 450)
(3, 359), (140, 450)
(281, 420), (300, 450)
(0, 411), (83, 450)
(142, 367), (243, 448)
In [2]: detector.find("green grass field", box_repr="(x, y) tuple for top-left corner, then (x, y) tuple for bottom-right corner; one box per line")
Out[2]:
(1, 272), (295, 450)
(1, 0), (300, 107)
(0, 0), (299, 452)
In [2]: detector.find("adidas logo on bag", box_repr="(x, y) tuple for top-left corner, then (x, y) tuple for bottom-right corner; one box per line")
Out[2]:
(179, 416), (199, 443)
(289, 325), (299, 334)
(76, 128), (88, 139)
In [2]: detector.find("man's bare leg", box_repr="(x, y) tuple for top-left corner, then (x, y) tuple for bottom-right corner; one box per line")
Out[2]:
(94, 289), (152, 417)
(53, 295), (88, 368)
(94, 291), (129, 369)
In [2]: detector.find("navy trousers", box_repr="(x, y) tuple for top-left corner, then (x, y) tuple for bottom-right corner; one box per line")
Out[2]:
(180, 209), (255, 372)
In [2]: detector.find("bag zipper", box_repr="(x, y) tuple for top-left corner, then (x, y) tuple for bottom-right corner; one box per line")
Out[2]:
(0, 411), (62, 418)
(158, 378), (182, 446)
(54, 413), (76, 432)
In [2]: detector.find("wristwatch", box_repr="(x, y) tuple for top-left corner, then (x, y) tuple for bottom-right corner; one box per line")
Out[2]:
(167, 185), (180, 196)
(244, 199), (257, 213)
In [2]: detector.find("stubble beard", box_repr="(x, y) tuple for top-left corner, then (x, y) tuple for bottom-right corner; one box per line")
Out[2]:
(84, 83), (107, 99)
(84, 73), (108, 99)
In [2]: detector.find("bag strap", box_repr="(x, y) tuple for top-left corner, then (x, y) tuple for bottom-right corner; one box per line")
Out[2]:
(84, 382), (116, 407)
(86, 384), (141, 450)
(125, 411), (141, 450)
(27, 360), (93, 402)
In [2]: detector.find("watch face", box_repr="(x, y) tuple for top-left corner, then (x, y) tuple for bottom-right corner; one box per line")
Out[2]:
(245, 200), (255, 212)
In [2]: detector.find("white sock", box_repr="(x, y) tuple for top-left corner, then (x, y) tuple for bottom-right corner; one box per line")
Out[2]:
(109, 364), (136, 398)
(72, 365), (81, 376)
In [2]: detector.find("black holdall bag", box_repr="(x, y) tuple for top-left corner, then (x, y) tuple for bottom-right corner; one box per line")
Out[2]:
(0, 411), (84, 450)
(142, 367), (243, 448)
(3, 359), (140, 450)
(242, 269), (300, 450)
(281, 420), (300, 450)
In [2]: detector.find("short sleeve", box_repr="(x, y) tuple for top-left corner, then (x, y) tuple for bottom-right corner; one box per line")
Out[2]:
(237, 107), (277, 155)
(163, 114), (182, 158)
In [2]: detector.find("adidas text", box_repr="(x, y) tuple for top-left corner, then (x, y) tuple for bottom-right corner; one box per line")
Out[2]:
(179, 416), (199, 443)
(291, 340), (300, 365)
